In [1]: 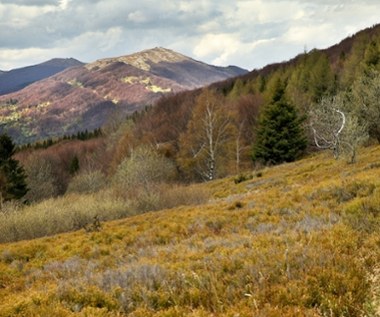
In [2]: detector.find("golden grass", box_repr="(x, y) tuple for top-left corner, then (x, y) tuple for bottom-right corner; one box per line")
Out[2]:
(0, 183), (209, 243)
(0, 192), (130, 243)
(0, 146), (380, 316)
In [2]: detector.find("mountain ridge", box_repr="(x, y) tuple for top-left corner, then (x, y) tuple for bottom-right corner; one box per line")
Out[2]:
(0, 48), (247, 144)
(85, 47), (247, 88)
(0, 58), (84, 96)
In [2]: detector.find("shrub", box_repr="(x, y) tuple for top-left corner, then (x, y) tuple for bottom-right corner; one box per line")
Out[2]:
(234, 173), (252, 184)
(125, 183), (210, 214)
(113, 145), (177, 190)
(23, 153), (60, 202)
(0, 192), (130, 243)
(66, 170), (107, 194)
(156, 184), (210, 210)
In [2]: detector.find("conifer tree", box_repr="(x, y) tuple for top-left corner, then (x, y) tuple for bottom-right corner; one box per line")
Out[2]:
(0, 134), (28, 202)
(252, 80), (307, 165)
(69, 155), (80, 175)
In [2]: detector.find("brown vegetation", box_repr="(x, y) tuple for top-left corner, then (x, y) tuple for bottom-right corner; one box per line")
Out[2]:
(0, 146), (379, 315)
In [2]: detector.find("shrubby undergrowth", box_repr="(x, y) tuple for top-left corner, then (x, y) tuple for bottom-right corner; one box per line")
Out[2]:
(0, 182), (209, 243)
(0, 146), (379, 316)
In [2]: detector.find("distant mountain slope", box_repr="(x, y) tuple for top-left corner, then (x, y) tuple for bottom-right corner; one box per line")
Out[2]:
(0, 58), (84, 95)
(0, 48), (247, 144)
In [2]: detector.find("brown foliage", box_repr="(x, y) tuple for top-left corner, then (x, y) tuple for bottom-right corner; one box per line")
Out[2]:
(16, 138), (107, 197)
(178, 89), (236, 181)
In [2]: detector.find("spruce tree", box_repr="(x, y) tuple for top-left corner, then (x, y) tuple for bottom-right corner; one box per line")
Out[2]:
(69, 155), (80, 175)
(252, 81), (307, 165)
(0, 134), (28, 201)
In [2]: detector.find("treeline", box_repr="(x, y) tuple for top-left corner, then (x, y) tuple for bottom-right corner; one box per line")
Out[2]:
(4, 23), (380, 204)
(17, 128), (102, 151)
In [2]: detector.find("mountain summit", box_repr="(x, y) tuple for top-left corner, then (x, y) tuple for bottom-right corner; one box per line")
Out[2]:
(86, 47), (247, 88)
(87, 47), (190, 72)
(0, 48), (247, 143)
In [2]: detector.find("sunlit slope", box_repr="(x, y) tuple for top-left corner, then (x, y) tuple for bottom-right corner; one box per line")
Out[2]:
(1, 146), (380, 316)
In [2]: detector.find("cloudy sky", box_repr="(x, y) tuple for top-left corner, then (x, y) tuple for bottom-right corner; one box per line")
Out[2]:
(0, 0), (379, 71)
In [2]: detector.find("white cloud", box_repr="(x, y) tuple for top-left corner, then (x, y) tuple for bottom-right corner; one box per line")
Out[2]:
(0, 47), (59, 70)
(0, 0), (378, 70)
(127, 11), (148, 23)
(283, 24), (335, 47)
(194, 34), (239, 59)
(237, 0), (304, 24)
(59, 0), (71, 10)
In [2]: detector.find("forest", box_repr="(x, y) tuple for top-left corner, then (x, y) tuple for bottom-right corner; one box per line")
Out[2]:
(4, 24), (380, 205)
(0, 24), (380, 317)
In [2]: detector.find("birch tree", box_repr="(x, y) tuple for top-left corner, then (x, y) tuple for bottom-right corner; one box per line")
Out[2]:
(178, 89), (235, 181)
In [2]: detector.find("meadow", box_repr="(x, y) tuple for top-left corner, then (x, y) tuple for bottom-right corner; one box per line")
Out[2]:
(0, 146), (379, 316)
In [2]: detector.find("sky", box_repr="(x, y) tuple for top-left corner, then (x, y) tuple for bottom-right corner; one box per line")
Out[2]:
(0, 0), (379, 71)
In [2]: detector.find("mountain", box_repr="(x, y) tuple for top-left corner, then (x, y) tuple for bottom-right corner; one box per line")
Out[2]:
(0, 58), (84, 95)
(86, 47), (246, 88)
(0, 48), (247, 144)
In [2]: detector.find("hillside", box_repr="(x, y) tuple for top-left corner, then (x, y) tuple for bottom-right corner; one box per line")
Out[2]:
(228, 23), (380, 86)
(0, 48), (247, 144)
(113, 24), (380, 176)
(0, 58), (84, 96)
(0, 146), (379, 316)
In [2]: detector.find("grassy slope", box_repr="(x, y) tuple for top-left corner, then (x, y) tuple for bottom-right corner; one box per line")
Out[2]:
(1, 147), (380, 316)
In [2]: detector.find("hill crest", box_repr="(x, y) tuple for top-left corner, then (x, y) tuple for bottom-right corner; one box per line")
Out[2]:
(86, 47), (190, 72)
(0, 58), (84, 96)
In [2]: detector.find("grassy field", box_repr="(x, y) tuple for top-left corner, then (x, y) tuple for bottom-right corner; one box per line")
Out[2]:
(0, 146), (380, 316)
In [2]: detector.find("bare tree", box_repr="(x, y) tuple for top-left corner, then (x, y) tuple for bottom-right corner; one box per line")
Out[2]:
(24, 153), (59, 202)
(232, 94), (261, 173)
(179, 89), (235, 181)
(235, 119), (245, 174)
(310, 95), (368, 163)
(310, 98), (346, 159)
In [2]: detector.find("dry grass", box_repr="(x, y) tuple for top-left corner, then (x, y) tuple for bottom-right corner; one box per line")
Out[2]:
(0, 192), (130, 243)
(0, 183), (210, 243)
(0, 146), (380, 316)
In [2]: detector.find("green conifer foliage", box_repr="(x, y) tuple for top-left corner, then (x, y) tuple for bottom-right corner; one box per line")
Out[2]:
(252, 81), (307, 165)
(69, 155), (80, 175)
(0, 134), (28, 201)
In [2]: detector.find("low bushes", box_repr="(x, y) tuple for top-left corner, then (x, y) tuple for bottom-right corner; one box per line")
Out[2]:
(0, 182), (210, 243)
